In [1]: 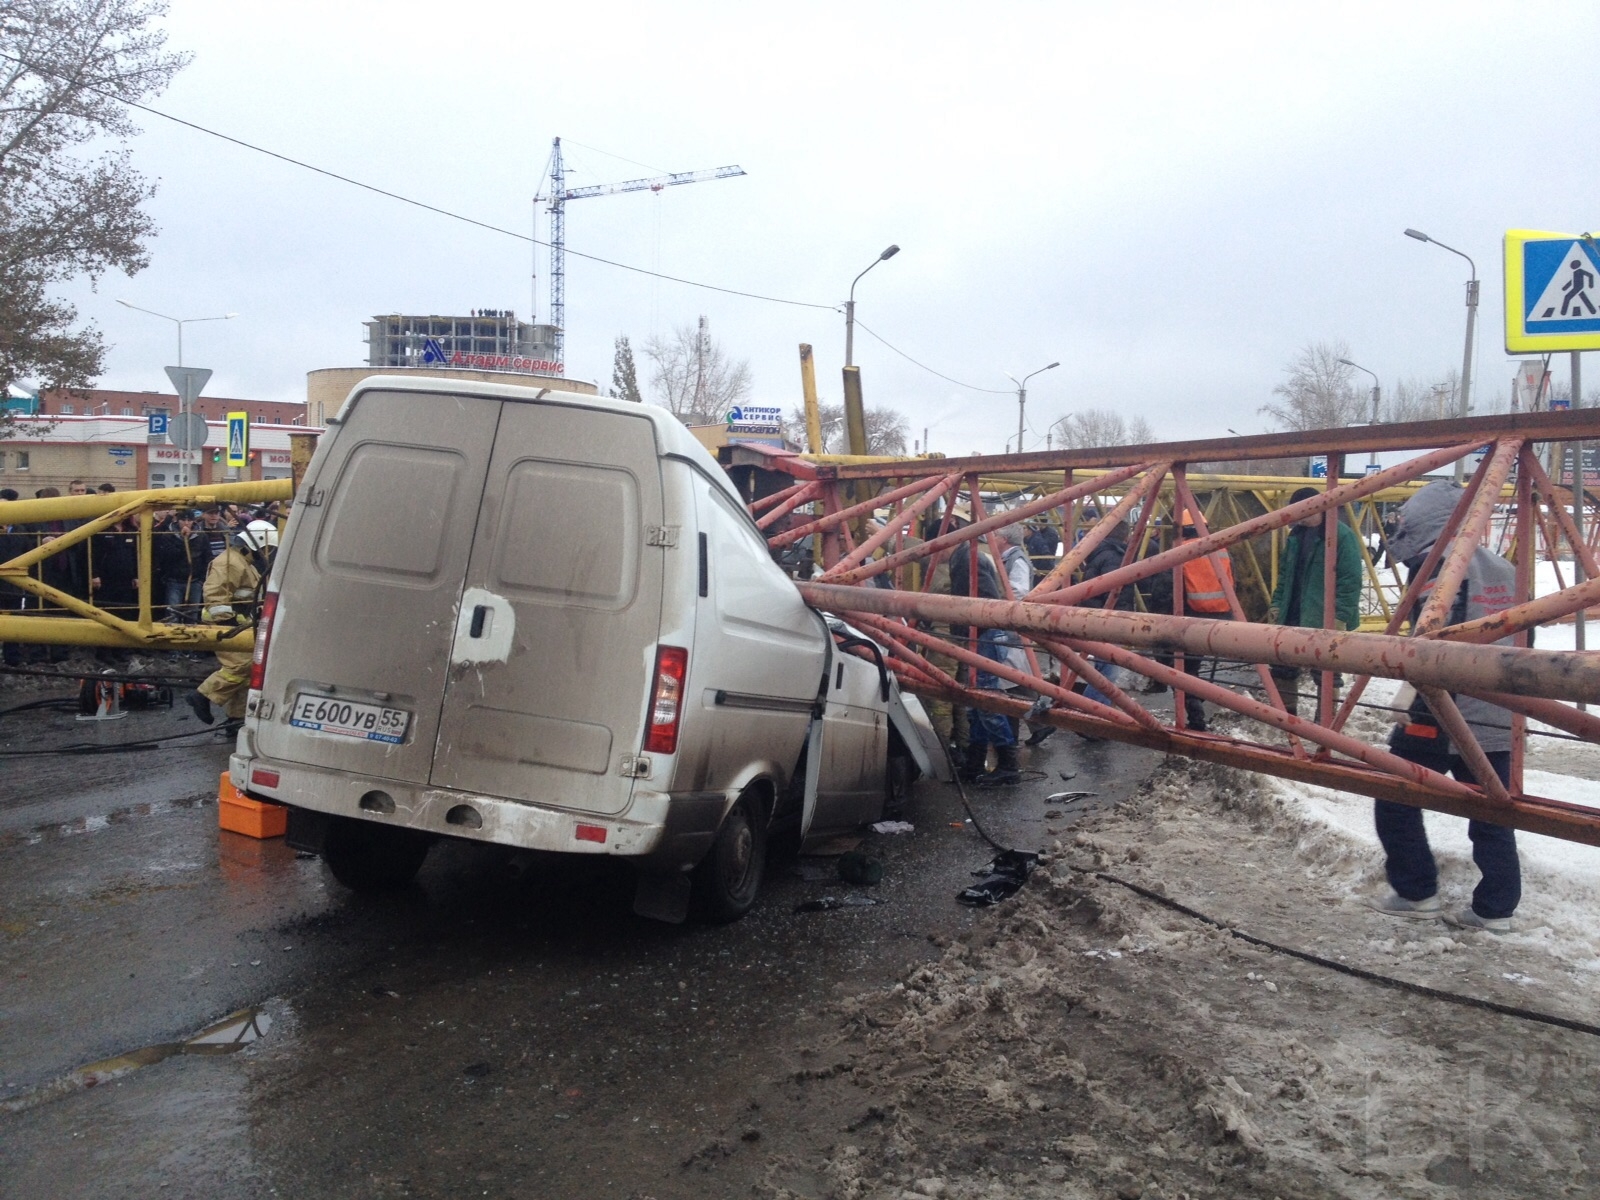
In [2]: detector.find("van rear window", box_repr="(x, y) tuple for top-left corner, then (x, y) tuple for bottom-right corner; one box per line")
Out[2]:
(489, 459), (639, 610)
(316, 443), (465, 585)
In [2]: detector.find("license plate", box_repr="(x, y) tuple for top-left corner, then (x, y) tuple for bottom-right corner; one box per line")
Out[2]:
(289, 693), (410, 744)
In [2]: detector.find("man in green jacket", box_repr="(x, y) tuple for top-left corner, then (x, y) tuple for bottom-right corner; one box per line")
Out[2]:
(1268, 486), (1364, 719)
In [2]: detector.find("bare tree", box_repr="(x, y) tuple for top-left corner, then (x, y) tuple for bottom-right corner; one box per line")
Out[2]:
(1384, 374), (1459, 424)
(643, 316), (751, 426)
(1260, 340), (1367, 431)
(784, 403), (910, 455)
(0, 0), (189, 428)
(1049, 407), (1157, 449)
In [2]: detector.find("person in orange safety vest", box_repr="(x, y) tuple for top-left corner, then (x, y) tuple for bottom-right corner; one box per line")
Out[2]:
(1175, 511), (1235, 730)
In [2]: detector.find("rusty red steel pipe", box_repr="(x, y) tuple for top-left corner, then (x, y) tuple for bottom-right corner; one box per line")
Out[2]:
(1061, 634), (1481, 798)
(1330, 455), (1491, 732)
(750, 480), (813, 516)
(1031, 440), (1480, 606)
(768, 472), (952, 547)
(848, 611), (1134, 726)
(824, 474), (964, 575)
(1432, 454), (1600, 644)
(1031, 464), (1171, 594)
(755, 481), (824, 530)
(1024, 633), (1166, 731)
(1418, 686), (1511, 803)
(825, 460), (1155, 586)
(796, 581), (1600, 705)
(1413, 439), (1523, 634)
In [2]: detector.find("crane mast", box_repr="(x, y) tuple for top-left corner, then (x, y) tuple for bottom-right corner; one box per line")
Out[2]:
(540, 138), (746, 363)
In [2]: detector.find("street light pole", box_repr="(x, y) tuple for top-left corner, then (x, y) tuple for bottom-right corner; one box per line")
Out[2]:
(1337, 357), (1381, 469)
(1004, 362), (1060, 454)
(116, 300), (238, 368)
(1404, 228), (1477, 483)
(116, 301), (237, 488)
(844, 245), (899, 368)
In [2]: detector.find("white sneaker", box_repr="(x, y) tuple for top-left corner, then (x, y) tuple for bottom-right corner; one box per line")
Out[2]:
(1367, 890), (1442, 920)
(1443, 908), (1512, 934)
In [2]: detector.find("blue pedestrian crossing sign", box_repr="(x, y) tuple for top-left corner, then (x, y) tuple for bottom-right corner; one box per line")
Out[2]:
(226, 411), (249, 468)
(1504, 229), (1600, 353)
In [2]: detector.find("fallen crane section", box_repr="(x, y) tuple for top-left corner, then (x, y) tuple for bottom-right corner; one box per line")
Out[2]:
(740, 409), (1600, 845)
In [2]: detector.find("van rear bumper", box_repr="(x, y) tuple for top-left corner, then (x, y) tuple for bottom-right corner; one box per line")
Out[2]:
(230, 752), (728, 867)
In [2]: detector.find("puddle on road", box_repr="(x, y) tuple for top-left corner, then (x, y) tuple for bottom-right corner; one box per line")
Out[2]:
(0, 794), (210, 850)
(0, 1005), (276, 1116)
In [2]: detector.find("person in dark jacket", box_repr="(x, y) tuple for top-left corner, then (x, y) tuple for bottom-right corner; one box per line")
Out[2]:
(1024, 520), (1060, 579)
(1269, 486), (1364, 718)
(1369, 481), (1521, 933)
(1076, 519), (1136, 714)
(154, 510), (213, 623)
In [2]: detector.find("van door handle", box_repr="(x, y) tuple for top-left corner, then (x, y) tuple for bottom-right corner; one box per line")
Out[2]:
(469, 604), (489, 638)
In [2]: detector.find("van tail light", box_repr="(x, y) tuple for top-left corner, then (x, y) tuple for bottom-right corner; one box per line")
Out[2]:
(249, 589), (280, 691)
(644, 646), (688, 754)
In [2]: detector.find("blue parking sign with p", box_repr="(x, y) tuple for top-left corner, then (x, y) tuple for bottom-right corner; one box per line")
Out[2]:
(148, 411), (169, 436)
(226, 411), (248, 468)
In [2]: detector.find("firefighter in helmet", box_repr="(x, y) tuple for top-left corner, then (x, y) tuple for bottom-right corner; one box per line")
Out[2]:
(185, 519), (277, 725)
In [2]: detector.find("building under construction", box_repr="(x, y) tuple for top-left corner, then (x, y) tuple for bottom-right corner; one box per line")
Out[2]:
(363, 311), (562, 375)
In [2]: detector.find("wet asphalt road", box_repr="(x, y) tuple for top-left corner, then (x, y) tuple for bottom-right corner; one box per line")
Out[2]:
(0, 679), (1161, 1198)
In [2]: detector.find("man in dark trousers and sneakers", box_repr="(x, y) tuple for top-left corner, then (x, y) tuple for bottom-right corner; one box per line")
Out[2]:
(1370, 480), (1520, 933)
(946, 506), (1001, 761)
(1269, 486), (1364, 717)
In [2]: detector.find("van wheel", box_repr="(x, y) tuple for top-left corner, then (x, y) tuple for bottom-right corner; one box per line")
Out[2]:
(322, 817), (431, 891)
(692, 793), (767, 923)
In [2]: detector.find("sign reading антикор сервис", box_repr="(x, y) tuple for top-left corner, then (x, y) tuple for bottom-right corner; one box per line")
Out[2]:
(726, 405), (783, 435)
(1504, 229), (1600, 354)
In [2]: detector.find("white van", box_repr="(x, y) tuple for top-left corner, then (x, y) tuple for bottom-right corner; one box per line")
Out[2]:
(230, 378), (938, 921)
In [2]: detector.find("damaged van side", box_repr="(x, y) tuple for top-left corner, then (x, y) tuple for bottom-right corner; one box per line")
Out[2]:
(231, 378), (937, 922)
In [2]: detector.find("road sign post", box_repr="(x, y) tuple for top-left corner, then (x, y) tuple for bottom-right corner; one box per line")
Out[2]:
(226, 411), (249, 477)
(1504, 230), (1600, 354)
(163, 366), (213, 488)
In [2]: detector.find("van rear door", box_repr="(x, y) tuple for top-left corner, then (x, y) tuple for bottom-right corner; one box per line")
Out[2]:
(427, 400), (665, 815)
(254, 389), (500, 783)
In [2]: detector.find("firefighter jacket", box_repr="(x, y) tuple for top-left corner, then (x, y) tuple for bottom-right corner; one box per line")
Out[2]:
(202, 546), (262, 623)
(1181, 548), (1234, 614)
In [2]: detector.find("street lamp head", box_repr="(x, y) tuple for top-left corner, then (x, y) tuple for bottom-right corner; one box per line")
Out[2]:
(879, 244), (900, 261)
(1044, 361), (1060, 370)
(1403, 228), (1431, 243)
(1336, 358), (1355, 367)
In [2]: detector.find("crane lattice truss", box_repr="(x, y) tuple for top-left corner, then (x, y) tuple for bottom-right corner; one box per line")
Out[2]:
(543, 138), (745, 361)
(742, 409), (1600, 845)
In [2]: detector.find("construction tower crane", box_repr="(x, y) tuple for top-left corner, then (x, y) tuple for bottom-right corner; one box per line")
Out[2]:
(540, 137), (746, 362)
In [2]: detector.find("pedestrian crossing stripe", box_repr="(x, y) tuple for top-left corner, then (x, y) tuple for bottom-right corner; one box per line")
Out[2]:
(226, 411), (249, 468)
(1504, 229), (1600, 353)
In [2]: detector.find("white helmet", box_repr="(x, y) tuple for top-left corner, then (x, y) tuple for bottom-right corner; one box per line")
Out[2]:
(237, 519), (280, 552)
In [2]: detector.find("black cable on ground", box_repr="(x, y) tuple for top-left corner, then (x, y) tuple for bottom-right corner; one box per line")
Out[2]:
(1, 665), (208, 688)
(938, 739), (1016, 855)
(1089, 868), (1600, 1040)
(0, 725), (236, 758)
(0, 697), (80, 717)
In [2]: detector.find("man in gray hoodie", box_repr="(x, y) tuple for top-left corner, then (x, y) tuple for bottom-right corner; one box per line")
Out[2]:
(1371, 480), (1521, 932)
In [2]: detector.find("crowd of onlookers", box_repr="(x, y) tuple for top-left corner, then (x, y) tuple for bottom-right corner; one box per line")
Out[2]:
(0, 480), (284, 667)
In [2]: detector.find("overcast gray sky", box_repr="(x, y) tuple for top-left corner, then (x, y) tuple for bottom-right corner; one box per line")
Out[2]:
(61, 0), (1600, 454)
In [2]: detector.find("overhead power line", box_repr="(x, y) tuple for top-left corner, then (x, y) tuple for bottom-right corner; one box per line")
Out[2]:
(0, 51), (833, 312)
(851, 319), (1013, 394)
(6, 51), (1020, 394)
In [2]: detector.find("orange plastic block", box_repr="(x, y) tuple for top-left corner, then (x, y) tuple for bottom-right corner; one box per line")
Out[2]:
(218, 771), (287, 839)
